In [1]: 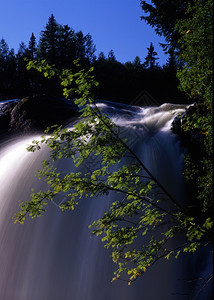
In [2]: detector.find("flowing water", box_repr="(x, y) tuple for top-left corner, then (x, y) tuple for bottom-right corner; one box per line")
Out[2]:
(0, 101), (212, 299)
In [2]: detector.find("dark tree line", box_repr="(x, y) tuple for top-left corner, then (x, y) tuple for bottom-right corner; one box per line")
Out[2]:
(0, 14), (187, 104)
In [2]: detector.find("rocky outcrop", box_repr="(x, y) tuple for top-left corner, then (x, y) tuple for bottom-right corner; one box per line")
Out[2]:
(171, 103), (209, 152)
(171, 104), (197, 146)
(0, 95), (78, 135)
(0, 100), (18, 137)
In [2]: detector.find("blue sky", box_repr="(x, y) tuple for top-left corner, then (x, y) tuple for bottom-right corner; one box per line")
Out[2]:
(0, 0), (168, 65)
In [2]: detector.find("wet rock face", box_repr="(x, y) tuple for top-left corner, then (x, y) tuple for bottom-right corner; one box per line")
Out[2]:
(172, 115), (183, 136)
(0, 95), (78, 134)
(171, 104), (203, 149)
(172, 105), (194, 136)
(0, 101), (18, 136)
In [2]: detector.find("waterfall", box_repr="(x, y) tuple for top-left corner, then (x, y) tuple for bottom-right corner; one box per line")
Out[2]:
(0, 101), (212, 300)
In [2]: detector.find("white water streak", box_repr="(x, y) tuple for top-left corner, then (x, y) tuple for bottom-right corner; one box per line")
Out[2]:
(0, 101), (211, 300)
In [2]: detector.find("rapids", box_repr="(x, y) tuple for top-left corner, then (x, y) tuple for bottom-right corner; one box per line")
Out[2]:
(0, 101), (212, 299)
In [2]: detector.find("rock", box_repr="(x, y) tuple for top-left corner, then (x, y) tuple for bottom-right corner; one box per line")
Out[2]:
(7, 94), (78, 133)
(171, 103), (207, 154)
(171, 104), (195, 137)
(0, 101), (18, 138)
(172, 115), (183, 136)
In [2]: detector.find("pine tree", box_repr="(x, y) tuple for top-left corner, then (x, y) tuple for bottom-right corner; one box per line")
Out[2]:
(133, 56), (142, 69)
(165, 47), (179, 70)
(108, 49), (116, 62)
(17, 42), (27, 57)
(57, 24), (76, 67)
(97, 51), (106, 62)
(38, 14), (59, 64)
(140, 0), (193, 50)
(27, 33), (37, 59)
(16, 42), (27, 71)
(15, 42), (29, 96)
(84, 33), (96, 63)
(0, 38), (9, 67)
(143, 42), (159, 69)
(0, 39), (10, 96)
(0, 39), (17, 98)
(75, 31), (86, 61)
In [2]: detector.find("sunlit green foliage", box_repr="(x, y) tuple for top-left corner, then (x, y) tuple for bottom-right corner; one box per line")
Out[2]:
(14, 60), (212, 285)
(175, 0), (213, 221)
(176, 0), (213, 103)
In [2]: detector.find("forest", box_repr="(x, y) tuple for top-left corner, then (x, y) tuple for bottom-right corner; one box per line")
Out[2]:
(0, 14), (187, 104)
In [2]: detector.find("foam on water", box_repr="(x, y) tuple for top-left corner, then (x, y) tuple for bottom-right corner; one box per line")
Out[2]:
(0, 101), (212, 300)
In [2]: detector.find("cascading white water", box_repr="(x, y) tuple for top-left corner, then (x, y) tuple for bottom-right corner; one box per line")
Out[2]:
(0, 101), (212, 300)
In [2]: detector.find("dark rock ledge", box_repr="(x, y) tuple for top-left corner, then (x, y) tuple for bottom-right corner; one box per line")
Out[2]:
(0, 94), (78, 138)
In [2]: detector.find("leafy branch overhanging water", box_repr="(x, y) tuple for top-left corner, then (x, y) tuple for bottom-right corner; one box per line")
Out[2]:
(14, 60), (213, 286)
